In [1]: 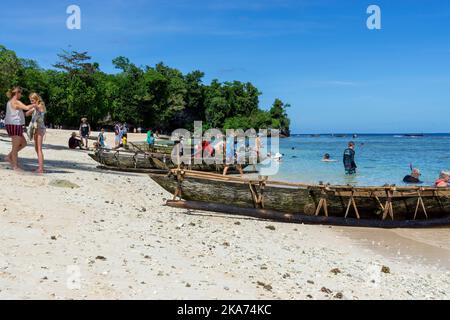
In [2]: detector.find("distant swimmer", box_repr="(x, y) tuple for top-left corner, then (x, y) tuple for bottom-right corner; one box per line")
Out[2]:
(343, 141), (357, 175)
(322, 153), (337, 162)
(403, 168), (422, 184)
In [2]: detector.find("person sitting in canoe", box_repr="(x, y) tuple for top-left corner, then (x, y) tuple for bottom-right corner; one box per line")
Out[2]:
(343, 141), (357, 174)
(435, 171), (450, 187)
(202, 140), (214, 157)
(403, 168), (422, 184)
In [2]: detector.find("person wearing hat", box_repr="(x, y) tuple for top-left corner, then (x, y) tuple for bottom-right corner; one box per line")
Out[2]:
(343, 141), (357, 175)
(403, 168), (422, 184)
(435, 171), (450, 188)
(79, 117), (91, 150)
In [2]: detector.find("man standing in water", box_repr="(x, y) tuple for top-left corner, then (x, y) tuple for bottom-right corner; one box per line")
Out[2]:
(343, 141), (357, 175)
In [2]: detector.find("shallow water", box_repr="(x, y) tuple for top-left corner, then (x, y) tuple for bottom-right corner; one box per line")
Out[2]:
(267, 134), (450, 186)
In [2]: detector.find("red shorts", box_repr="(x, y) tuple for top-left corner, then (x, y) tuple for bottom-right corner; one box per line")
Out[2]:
(5, 124), (24, 137)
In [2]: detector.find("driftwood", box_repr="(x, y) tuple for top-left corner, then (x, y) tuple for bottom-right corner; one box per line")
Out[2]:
(166, 200), (450, 229)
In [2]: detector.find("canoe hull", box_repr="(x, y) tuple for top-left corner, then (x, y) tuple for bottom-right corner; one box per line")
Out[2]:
(150, 171), (450, 221)
(89, 150), (248, 173)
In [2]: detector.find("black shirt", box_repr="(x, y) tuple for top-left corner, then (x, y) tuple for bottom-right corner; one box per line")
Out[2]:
(80, 123), (90, 137)
(343, 148), (356, 169)
(69, 137), (80, 149)
(403, 175), (421, 184)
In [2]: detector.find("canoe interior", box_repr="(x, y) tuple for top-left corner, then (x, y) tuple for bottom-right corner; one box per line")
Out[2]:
(128, 142), (173, 154)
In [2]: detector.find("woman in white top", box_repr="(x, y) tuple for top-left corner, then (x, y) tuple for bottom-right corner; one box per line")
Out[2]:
(4, 87), (34, 170)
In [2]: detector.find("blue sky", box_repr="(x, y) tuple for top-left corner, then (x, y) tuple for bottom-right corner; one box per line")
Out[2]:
(1, 0), (450, 133)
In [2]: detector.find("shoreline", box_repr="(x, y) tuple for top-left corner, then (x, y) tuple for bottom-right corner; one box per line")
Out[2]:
(0, 129), (449, 299)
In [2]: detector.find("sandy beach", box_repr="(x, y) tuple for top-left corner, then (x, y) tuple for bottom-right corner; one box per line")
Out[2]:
(0, 129), (449, 300)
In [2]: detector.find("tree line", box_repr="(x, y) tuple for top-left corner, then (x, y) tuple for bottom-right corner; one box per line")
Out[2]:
(0, 45), (291, 136)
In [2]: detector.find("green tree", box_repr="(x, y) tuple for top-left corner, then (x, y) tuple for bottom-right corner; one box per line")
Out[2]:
(0, 44), (291, 134)
(0, 45), (22, 106)
(269, 98), (291, 136)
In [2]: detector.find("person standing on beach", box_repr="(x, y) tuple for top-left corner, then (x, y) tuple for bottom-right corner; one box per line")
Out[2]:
(4, 87), (34, 171)
(146, 129), (155, 147)
(343, 141), (357, 175)
(114, 122), (121, 148)
(97, 128), (106, 149)
(25, 93), (46, 174)
(122, 122), (128, 139)
(79, 118), (91, 150)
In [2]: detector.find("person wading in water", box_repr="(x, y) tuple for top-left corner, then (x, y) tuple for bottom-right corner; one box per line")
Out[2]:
(343, 141), (357, 175)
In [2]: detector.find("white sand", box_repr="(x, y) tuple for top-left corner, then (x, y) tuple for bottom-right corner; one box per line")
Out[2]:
(0, 129), (449, 300)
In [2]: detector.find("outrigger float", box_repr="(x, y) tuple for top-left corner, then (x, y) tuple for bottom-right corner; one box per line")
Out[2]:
(149, 169), (450, 228)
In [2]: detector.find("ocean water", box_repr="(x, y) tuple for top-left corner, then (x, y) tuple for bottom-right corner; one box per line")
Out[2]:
(263, 134), (450, 186)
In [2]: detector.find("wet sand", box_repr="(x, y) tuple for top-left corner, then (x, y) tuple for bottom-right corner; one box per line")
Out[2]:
(336, 227), (450, 270)
(0, 129), (449, 300)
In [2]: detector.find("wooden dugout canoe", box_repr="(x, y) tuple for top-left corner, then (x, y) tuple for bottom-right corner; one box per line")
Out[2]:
(128, 141), (174, 154)
(88, 149), (249, 173)
(149, 169), (450, 228)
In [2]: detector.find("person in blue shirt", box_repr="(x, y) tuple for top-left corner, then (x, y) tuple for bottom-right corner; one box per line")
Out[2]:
(97, 128), (106, 148)
(146, 129), (155, 146)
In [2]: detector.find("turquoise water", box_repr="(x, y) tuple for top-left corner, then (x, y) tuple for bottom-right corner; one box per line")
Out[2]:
(267, 134), (450, 186)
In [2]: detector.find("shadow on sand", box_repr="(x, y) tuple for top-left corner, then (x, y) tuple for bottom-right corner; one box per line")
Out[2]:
(0, 155), (142, 177)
